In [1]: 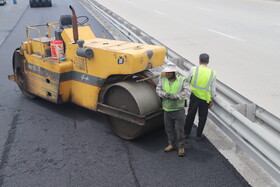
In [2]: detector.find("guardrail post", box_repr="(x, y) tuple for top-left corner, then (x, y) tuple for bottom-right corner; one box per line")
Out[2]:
(233, 104), (246, 117)
(233, 103), (256, 122)
(124, 23), (131, 30)
(247, 103), (256, 122)
(131, 27), (140, 36)
(141, 36), (152, 44)
(117, 17), (124, 24)
(170, 58), (186, 70)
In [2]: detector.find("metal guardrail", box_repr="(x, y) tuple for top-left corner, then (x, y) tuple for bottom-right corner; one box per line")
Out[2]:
(81, 0), (280, 182)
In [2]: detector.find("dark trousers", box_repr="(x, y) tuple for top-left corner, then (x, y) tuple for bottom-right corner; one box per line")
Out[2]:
(185, 93), (209, 137)
(164, 109), (185, 148)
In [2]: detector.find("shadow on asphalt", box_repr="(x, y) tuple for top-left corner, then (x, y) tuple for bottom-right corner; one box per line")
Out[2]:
(29, 96), (107, 123)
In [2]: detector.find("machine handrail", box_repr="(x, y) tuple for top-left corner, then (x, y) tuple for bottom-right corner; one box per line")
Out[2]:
(26, 22), (59, 54)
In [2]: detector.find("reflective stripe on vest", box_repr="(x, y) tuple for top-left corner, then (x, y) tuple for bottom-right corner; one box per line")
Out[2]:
(162, 76), (185, 111)
(193, 66), (214, 92)
(191, 66), (215, 103)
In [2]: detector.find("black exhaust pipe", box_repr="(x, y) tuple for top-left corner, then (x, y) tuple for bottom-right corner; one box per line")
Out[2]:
(69, 5), (78, 44)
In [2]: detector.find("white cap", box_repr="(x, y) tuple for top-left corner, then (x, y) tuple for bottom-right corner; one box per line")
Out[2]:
(162, 62), (177, 72)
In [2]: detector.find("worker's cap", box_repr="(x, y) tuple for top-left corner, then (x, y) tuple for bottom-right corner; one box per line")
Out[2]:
(162, 62), (177, 72)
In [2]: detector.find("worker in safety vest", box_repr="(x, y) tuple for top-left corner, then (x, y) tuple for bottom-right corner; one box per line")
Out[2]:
(185, 53), (217, 141)
(156, 62), (188, 157)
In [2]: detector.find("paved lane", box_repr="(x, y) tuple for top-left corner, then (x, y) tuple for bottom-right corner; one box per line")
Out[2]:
(95, 0), (280, 117)
(0, 0), (28, 45)
(0, 0), (249, 186)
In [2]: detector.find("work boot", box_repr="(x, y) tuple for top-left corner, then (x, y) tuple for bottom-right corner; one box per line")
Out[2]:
(195, 135), (205, 142)
(164, 145), (176, 152)
(178, 148), (185, 157)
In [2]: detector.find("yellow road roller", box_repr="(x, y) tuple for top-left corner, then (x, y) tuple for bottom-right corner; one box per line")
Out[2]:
(8, 6), (166, 139)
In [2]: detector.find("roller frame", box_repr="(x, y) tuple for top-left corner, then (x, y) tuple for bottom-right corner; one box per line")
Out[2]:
(97, 103), (163, 126)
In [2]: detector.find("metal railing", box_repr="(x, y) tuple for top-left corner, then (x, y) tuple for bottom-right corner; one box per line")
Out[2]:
(81, 0), (280, 182)
(26, 23), (58, 54)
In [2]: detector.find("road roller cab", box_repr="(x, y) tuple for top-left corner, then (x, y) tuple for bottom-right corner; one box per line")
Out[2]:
(8, 6), (166, 140)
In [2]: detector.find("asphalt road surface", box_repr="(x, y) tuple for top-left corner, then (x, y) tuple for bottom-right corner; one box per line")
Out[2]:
(0, 0), (249, 186)
(95, 0), (280, 118)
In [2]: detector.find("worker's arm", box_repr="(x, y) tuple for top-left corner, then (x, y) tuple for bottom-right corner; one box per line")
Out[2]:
(211, 75), (217, 99)
(156, 77), (169, 98)
(174, 79), (189, 100)
(209, 75), (217, 108)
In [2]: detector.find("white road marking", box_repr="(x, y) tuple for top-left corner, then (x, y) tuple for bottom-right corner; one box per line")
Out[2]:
(208, 28), (246, 42)
(127, 0), (136, 5)
(196, 7), (214, 12)
(154, 10), (167, 16)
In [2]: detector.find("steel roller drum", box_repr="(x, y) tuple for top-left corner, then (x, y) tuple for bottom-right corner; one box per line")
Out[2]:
(104, 80), (163, 140)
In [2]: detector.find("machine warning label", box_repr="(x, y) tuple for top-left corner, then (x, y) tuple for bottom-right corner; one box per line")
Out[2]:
(74, 57), (88, 73)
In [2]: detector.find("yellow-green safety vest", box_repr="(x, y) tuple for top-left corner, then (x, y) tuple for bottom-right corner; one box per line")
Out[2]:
(190, 66), (216, 103)
(161, 75), (186, 112)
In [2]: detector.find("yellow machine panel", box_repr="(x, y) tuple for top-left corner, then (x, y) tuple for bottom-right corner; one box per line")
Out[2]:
(83, 38), (166, 78)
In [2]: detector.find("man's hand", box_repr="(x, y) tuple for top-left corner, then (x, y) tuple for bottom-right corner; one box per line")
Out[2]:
(208, 101), (213, 108)
(168, 94), (178, 100)
(164, 93), (170, 98)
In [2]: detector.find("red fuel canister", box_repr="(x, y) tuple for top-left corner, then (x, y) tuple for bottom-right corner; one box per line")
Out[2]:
(50, 40), (64, 60)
